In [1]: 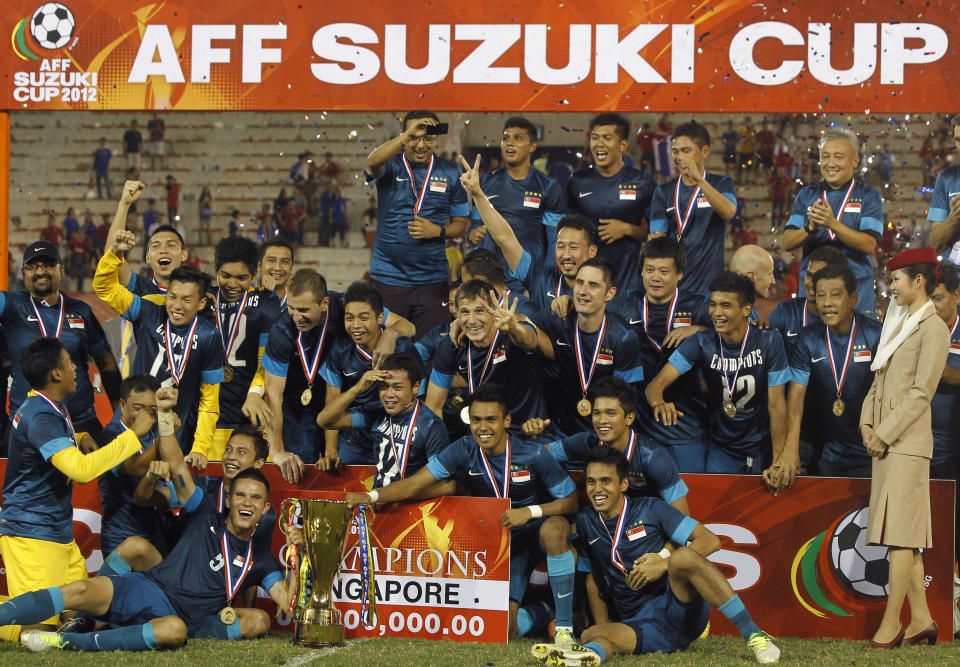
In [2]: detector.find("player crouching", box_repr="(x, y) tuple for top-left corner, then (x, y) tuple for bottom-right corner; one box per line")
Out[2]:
(533, 446), (780, 665)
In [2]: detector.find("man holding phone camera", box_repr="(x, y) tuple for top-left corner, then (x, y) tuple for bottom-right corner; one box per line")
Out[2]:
(366, 111), (469, 338)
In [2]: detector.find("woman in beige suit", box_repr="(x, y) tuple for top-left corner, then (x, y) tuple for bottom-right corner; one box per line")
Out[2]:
(860, 247), (949, 648)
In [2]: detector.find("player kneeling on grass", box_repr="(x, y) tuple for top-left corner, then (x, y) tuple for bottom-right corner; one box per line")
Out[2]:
(0, 387), (301, 653)
(532, 446), (780, 666)
(346, 382), (582, 648)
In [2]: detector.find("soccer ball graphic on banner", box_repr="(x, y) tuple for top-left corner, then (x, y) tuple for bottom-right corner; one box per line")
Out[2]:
(828, 507), (890, 598)
(30, 3), (75, 50)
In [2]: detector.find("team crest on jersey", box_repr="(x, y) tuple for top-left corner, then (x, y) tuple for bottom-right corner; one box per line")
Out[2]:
(68, 316), (84, 328)
(627, 472), (647, 486)
(673, 315), (692, 327)
(950, 342), (960, 355)
(625, 521), (647, 541)
(493, 348), (507, 364)
(619, 187), (637, 201)
(597, 352), (614, 365)
(429, 176), (448, 193)
(511, 467), (531, 483)
(696, 196), (710, 208)
(844, 198), (862, 214)
(853, 346), (872, 363)
(523, 191), (542, 208)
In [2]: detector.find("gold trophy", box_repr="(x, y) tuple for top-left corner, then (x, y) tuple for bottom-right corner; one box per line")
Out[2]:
(282, 498), (353, 647)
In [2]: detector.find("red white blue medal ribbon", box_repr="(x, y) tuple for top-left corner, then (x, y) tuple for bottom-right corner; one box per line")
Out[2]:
(389, 401), (421, 478)
(215, 289), (249, 360)
(30, 297), (64, 339)
(355, 344), (373, 363)
(34, 389), (77, 444)
(718, 326), (751, 403)
(826, 319), (857, 397)
(951, 315), (959, 339)
(674, 171), (705, 239)
(802, 301), (808, 327)
(221, 532), (254, 604)
(575, 316), (607, 396)
(478, 436), (510, 499)
(641, 292), (679, 353)
(152, 278), (167, 293)
(217, 480), (226, 513)
(296, 309), (329, 386)
(401, 154), (435, 216)
(164, 316), (200, 385)
(599, 496), (629, 573)
(821, 180), (856, 241)
(467, 332), (500, 394)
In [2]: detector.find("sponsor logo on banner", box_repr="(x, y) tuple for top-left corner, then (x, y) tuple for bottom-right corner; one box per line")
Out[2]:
(597, 353), (613, 365)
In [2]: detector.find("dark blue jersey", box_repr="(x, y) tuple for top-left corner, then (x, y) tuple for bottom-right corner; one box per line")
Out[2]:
(350, 402), (448, 488)
(932, 314), (960, 465)
(576, 496), (698, 621)
(649, 173), (737, 298)
(510, 252), (574, 311)
(124, 298), (224, 444)
(768, 297), (821, 353)
(786, 180), (883, 313)
(213, 287), (282, 428)
(367, 153), (469, 285)
(143, 490), (282, 632)
(1, 394), (84, 542)
(790, 315), (881, 466)
(429, 326), (550, 426)
(97, 412), (164, 554)
(619, 288), (710, 445)
(927, 165), (960, 269)
(261, 300), (343, 414)
(320, 335), (418, 455)
(0, 292), (110, 424)
(568, 165), (656, 295)
(127, 272), (166, 297)
(536, 310), (645, 436)
(414, 323), (450, 376)
(426, 435), (575, 510)
(548, 430), (687, 503)
(472, 167), (565, 267)
(669, 327), (792, 457)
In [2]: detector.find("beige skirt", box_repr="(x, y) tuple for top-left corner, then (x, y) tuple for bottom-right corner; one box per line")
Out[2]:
(866, 451), (932, 548)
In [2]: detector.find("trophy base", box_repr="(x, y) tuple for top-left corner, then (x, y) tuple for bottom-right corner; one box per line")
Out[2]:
(293, 621), (345, 648)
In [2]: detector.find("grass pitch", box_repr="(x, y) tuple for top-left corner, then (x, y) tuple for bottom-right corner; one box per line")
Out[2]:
(0, 633), (957, 665)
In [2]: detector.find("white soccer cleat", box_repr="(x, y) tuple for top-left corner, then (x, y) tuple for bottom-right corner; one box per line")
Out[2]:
(747, 631), (781, 664)
(553, 627), (578, 651)
(21, 629), (64, 652)
(530, 641), (556, 664)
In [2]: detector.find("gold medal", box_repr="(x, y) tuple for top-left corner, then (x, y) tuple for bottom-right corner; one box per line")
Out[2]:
(832, 397), (845, 417)
(223, 365), (234, 383)
(723, 400), (737, 418)
(219, 605), (237, 625)
(460, 406), (470, 424)
(577, 397), (592, 417)
(301, 386), (313, 406)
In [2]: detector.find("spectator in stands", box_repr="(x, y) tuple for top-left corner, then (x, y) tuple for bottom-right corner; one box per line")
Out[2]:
(755, 122), (775, 170)
(256, 203), (277, 241)
(61, 208), (79, 239)
(197, 186), (213, 245)
(316, 185), (335, 246)
(635, 123), (659, 176)
(733, 219), (758, 249)
(721, 120), (738, 178)
(657, 113), (673, 134)
(548, 155), (573, 190)
(96, 214), (111, 254)
(142, 199), (159, 247)
(769, 166), (792, 228)
(228, 209), (241, 238)
(876, 143), (894, 184)
(362, 197), (378, 248)
(147, 113), (165, 170)
(782, 127), (883, 316)
(65, 230), (91, 291)
(92, 138), (112, 199)
(280, 197), (306, 246)
(122, 119), (142, 171)
(365, 110), (469, 336)
(330, 188), (348, 247)
(318, 152), (341, 181)
(737, 117), (757, 183)
(82, 212), (98, 248)
(164, 175), (180, 223)
(289, 152), (311, 182)
(40, 215), (61, 249)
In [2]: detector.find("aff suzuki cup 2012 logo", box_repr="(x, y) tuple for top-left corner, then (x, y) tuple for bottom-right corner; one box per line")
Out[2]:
(12, 3), (76, 59)
(11, 4), (99, 103)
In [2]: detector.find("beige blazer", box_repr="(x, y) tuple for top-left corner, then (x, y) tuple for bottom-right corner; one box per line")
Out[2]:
(859, 307), (949, 458)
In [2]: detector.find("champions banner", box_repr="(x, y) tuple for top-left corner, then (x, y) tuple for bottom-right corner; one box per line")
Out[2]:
(0, 462), (953, 643)
(0, 0), (956, 112)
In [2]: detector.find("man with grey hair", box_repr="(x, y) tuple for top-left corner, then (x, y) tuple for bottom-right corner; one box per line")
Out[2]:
(730, 244), (776, 302)
(927, 115), (960, 268)
(782, 128), (883, 316)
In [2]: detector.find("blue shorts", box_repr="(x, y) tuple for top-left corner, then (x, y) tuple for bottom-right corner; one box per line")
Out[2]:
(623, 584), (709, 655)
(190, 613), (242, 639)
(509, 519), (546, 604)
(705, 443), (770, 474)
(99, 573), (178, 626)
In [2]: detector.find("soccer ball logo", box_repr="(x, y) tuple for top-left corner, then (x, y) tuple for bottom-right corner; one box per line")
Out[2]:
(828, 507), (890, 598)
(30, 3), (75, 50)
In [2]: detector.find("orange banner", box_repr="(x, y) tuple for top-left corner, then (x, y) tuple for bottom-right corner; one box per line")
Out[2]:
(0, 1), (956, 112)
